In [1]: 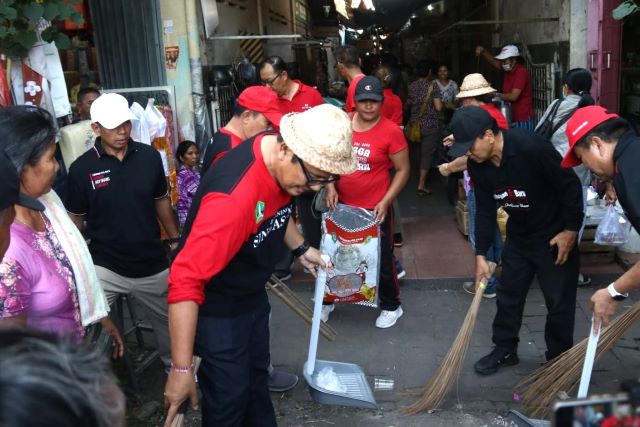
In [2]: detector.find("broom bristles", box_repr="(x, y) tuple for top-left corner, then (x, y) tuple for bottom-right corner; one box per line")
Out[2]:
(516, 300), (640, 419)
(403, 270), (493, 415)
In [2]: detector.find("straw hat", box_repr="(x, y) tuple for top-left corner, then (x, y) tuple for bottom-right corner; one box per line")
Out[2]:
(279, 104), (357, 175)
(455, 73), (497, 99)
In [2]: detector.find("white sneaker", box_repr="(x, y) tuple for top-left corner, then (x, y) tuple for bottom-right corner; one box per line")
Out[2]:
(375, 306), (404, 329)
(321, 304), (335, 322)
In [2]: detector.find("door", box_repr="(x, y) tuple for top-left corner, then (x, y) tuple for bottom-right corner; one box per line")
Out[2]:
(587, 0), (623, 111)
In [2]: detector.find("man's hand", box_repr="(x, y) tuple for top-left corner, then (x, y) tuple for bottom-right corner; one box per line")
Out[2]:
(325, 184), (339, 210)
(163, 369), (199, 427)
(438, 163), (451, 177)
(100, 316), (124, 359)
(475, 46), (485, 56)
(475, 255), (492, 285)
(590, 287), (620, 335)
(373, 199), (390, 223)
(605, 183), (617, 205)
(298, 246), (332, 278)
(442, 133), (454, 148)
(549, 230), (578, 265)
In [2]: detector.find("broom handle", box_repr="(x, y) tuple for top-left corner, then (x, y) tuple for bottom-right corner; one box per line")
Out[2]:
(577, 318), (601, 398)
(306, 254), (330, 377)
(476, 262), (497, 293)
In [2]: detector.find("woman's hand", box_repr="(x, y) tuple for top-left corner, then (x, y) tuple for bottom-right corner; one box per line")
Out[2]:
(101, 316), (124, 359)
(325, 184), (339, 210)
(373, 199), (390, 223)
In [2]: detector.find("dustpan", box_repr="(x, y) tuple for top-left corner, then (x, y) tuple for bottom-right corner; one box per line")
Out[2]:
(303, 255), (377, 409)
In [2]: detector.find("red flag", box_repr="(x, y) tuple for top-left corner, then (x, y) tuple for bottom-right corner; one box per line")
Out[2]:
(0, 64), (11, 107)
(21, 63), (44, 106)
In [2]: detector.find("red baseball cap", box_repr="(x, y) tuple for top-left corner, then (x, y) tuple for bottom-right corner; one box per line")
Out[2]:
(237, 86), (283, 129)
(561, 105), (619, 168)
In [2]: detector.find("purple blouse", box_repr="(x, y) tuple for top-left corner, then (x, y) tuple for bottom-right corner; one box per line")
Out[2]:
(0, 217), (84, 342)
(177, 166), (201, 226)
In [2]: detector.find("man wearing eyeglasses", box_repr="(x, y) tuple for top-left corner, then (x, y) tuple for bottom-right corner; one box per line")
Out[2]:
(164, 104), (357, 427)
(324, 76), (410, 328)
(259, 56), (324, 114)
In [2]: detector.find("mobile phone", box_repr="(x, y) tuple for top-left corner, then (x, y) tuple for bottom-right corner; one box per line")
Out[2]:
(553, 394), (637, 426)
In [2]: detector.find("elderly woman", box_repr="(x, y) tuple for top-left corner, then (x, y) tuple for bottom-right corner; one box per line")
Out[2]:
(0, 106), (122, 355)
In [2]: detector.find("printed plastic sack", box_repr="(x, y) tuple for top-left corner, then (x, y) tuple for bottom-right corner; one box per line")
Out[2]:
(594, 205), (631, 246)
(320, 204), (380, 307)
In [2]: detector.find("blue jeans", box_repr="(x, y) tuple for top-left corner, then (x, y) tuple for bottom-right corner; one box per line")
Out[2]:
(512, 118), (534, 129)
(467, 188), (503, 293)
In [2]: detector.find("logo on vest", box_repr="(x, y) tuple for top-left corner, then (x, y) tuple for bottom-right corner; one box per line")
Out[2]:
(255, 201), (265, 223)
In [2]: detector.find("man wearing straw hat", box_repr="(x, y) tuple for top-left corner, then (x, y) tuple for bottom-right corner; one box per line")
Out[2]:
(163, 104), (357, 426)
(560, 106), (640, 332)
(448, 105), (583, 375)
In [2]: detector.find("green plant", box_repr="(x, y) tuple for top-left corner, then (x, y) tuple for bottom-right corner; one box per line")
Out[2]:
(0, 0), (84, 58)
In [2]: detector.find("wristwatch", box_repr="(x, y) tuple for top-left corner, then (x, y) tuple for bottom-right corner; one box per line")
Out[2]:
(607, 283), (629, 301)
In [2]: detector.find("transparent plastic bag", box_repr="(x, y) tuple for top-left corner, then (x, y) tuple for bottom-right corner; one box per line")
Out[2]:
(594, 205), (631, 246)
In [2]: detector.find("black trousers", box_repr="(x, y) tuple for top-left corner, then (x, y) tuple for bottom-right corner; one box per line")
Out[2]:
(379, 207), (401, 311)
(194, 294), (276, 427)
(296, 193), (322, 248)
(492, 237), (579, 361)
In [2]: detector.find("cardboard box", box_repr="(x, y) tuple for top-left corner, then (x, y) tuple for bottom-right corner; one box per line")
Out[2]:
(456, 200), (469, 236)
(457, 178), (466, 201)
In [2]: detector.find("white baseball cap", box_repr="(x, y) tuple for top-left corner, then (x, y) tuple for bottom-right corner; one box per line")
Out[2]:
(90, 93), (137, 129)
(494, 44), (520, 60)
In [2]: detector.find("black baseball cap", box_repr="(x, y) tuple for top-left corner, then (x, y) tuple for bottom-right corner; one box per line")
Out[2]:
(448, 106), (498, 158)
(354, 76), (384, 102)
(0, 150), (45, 212)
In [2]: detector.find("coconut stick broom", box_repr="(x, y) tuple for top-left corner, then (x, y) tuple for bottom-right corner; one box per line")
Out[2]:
(516, 300), (640, 419)
(403, 262), (496, 415)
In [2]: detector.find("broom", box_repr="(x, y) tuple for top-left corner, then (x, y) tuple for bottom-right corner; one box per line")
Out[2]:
(403, 262), (496, 415)
(516, 300), (640, 419)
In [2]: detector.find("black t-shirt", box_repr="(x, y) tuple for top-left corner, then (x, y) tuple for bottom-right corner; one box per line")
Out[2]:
(613, 130), (640, 234)
(468, 128), (583, 255)
(65, 138), (169, 277)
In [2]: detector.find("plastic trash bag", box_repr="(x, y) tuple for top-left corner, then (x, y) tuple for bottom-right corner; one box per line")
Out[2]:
(594, 205), (631, 246)
(129, 102), (150, 145)
(320, 204), (380, 307)
(316, 367), (347, 393)
(144, 98), (167, 141)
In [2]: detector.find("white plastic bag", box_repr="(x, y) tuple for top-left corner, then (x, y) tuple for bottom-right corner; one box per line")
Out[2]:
(594, 205), (631, 246)
(129, 102), (150, 145)
(144, 98), (167, 141)
(315, 367), (347, 393)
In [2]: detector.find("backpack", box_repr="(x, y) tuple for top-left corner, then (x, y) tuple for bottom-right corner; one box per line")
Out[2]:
(535, 99), (578, 140)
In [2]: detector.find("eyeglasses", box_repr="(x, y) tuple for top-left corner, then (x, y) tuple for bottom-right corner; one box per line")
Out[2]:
(261, 71), (283, 87)
(297, 156), (339, 186)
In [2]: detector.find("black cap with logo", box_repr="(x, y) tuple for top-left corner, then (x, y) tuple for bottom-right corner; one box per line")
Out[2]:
(448, 105), (498, 158)
(354, 75), (384, 102)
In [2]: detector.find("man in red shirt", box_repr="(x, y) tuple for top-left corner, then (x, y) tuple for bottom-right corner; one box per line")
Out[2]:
(475, 44), (534, 129)
(259, 56), (324, 114)
(325, 76), (410, 328)
(163, 104), (357, 426)
(201, 86), (282, 174)
(335, 45), (365, 113)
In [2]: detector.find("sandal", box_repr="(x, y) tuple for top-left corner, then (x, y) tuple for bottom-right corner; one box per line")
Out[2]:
(417, 188), (432, 196)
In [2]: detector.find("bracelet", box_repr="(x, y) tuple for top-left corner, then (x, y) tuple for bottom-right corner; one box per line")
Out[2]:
(291, 241), (310, 258)
(170, 362), (194, 373)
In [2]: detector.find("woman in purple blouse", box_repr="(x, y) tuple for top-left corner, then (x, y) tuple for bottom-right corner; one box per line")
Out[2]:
(176, 140), (201, 227)
(0, 106), (122, 355)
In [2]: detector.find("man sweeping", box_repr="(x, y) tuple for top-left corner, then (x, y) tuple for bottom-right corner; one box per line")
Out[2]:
(560, 106), (640, 332)
(448, 106), (583, 375)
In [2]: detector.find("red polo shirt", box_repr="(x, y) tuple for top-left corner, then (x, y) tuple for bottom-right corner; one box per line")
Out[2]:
(381, 88), (403, 126)
(277, 80), (324, 114)
(201, 127), (243, 174)
(344, 74), (365, 113)
(502, 63), (533, 122)
(480, 103), (509, 129)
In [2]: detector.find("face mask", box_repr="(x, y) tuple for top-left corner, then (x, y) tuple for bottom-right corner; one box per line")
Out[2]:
(502, 62), (512, 72)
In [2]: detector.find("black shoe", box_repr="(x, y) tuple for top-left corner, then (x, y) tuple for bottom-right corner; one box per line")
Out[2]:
(474, 348), (519, 375)
(394, 233), (404, 247)
(268, 369), (298, 392)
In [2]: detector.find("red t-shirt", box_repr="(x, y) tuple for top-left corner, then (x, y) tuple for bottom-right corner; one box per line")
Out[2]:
(169, 133), (291, 308)
(381, 88), (403, 126)
(502, 63), (533, 122)
(480, 103), (509, 129)
(336, 116), (407, 209)
(344, 74), (365, 113)
(277, 80), (324, 114)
